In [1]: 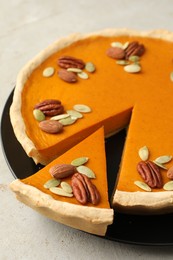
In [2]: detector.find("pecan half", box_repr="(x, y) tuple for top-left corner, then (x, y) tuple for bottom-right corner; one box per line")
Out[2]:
(125, 41), (145, 59)
(71, 173), (100, 205)
(49, 164), (76, 179)
(137, 161), (163, 188)
(58, 56), (85, 69)
(34, 99), (64, 116)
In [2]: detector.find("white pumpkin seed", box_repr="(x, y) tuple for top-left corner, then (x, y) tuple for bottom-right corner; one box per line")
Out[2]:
(163, 181), (173, 191)
(61, 182), (73, 194)
(155, 155), (172, 164)
(124, 64), (141, 73)
(43, 178), (60, 189)
(123, 41), (129, 50)
(67, 110), (83, 119)
(116, 60), (129, 66)
(129, 55), (140, 62)
(73, 104), (91, 113)
(111, 42), (123, 48)
(50, 114), (70, 121)
(77, 71), (89, 79)
(71, 157), (89, 166)
(67, 68), (82, 73)
(49, 187), (73, 197)
(85, 62), (96, 73)
(153, 160), (167, 170)
(170, 72), (173, 82)
(42, 67), (55, 77)
(138, 146), (149, 161)
(77, 165), (96, 178)
(59, 117), (77, 126)
(33, 109), (45, 121)
(134, 181), (151, 192)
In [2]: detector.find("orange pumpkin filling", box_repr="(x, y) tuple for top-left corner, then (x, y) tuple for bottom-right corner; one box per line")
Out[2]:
(20, 34), (173, 195)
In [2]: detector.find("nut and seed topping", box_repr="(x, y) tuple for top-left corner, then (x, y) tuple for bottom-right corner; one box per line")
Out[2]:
(49, 164), (76, 179)
(43, 178), (61, 189)
(77, 165), (96, 178)
(125, 41), (145, 59)
(71, 173), (100, 205)
(42, 67), (55, 77)
(73, 104), (91, 113)
(66, 110), (83, 119)
(153, 160), (167, 170)
(85, 62), (96, 73)
(67, 68), (83, 73)
(33, 109), (45, 121)
(50, 114), (70, 121)
(134, 180), (152, 192)
(154, 155), (172, 164)
(124, 64), (141, 73)
(49, 187), (73, 197)
(106, 47), (125, 60)
(58, 56), (85, 69)
(39, 120), (63, 134)
(77, 71), (89, 79)
(138, 146), (149, 161)
(58, 69), (77, 83)
(60, 181), (73, 194)
(59, 117), (77, 126)
(34, 99), (64, 116)
(71, 157), (89, 167)
(163, 181), (173, 191)
(137, 161), (163, 188)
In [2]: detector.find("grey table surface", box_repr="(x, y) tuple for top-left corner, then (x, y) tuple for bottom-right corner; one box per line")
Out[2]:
(1, 0), (173, 259)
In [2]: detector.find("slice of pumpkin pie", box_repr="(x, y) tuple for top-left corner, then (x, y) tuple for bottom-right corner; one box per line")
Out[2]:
(10, 127), (114, 236)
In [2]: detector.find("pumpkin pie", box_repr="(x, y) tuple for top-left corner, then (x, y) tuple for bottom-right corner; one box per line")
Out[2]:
(10, 127), (114, 236)
(9, 29), (173, 218)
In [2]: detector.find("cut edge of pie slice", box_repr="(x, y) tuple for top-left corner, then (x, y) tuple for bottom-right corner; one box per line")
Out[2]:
(9, 127), (114, 236)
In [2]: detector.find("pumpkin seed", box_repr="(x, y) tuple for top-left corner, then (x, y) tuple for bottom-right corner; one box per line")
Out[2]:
(111, 42), (123, 48)
(138, 146), (149, 161)
(124, 64), (141, 73)
(61, 182), (73, 193)
(123, 41), (129, 50)
(153, 160), (167, 170)
(42, 67), (55, 77)
(129, 55), (140, 62)
(116, 60), (129, 66)
(170, 72), (173, 82)
(73, 104), (91, 113)
(155, 155), (172, 164)
(49, 187), (73, 197)
(77, 71), (89, 79)
(67, 68), (82, 73)
(71, 157), (89, 166)
(163, 181), (173, 191)
(33, 109), (45, 121)
(85, 62), (96, 73)
(77, 165), (96, 178)
(67, 110), (83, 119)
(59, 117), (77, 126)
(43, 178), (60, 189)
(50, 114), (70, 121)
(134, 181), (151, 192)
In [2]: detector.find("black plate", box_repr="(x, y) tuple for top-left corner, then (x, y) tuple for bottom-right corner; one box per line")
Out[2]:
(1, 90), (173, 246)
